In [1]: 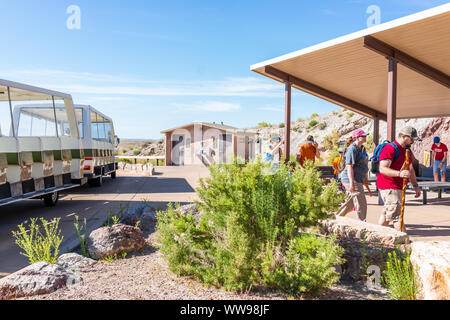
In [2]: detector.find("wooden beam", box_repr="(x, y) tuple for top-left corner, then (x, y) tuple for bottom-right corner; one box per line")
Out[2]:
(284, 82), (291, 163)
(264, 66), (387, 121)
(364, 35), (450, 89)
(387, 59), (397, 142)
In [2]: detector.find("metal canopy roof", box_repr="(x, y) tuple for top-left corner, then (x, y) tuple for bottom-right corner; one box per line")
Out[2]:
(0, 79), (72, 101)
(251, 4), (450, 120)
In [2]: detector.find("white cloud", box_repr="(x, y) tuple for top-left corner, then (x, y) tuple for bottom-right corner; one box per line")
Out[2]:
(259, 106), (283, 112)
(173, 101), (240, 112)
(0, 69), (282, 98)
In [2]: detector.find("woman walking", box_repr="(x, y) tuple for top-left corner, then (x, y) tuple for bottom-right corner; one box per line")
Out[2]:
(337, 129), (370, 221)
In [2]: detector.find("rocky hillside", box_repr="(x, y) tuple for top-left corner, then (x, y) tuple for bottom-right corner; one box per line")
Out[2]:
(254, 108), (446, 164)
(116, 139), (165, 157)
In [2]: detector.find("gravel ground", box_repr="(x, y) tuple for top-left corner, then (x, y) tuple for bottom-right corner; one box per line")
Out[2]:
(22, 230), (387, 300)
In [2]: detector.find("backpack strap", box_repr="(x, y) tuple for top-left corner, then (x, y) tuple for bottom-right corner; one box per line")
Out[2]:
(389, 142), (400, 161)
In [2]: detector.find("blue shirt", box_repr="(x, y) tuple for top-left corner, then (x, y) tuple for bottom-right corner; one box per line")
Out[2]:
(340, 143), (369, 184)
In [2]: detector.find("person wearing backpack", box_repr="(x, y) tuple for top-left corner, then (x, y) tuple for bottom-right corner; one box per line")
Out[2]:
(337, 129), (369, 221)
(377, 126), (421, 232)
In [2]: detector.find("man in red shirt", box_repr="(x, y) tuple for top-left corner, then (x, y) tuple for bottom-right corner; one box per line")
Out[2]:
(431, 137), (448, 182)
(377, 127), (421, 232)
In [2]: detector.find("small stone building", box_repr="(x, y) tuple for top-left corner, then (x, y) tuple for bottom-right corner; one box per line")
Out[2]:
(161, 122), (257, 166)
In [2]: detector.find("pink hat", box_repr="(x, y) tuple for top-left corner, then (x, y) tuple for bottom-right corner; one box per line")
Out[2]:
(352, 129), (367, 139)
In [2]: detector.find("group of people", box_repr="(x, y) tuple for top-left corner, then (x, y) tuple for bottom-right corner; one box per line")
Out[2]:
(336, 127), (447, 232)
(264, 126), (448, 233)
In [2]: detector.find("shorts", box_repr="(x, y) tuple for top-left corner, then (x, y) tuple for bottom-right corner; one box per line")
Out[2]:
(433, 160), (447, 175)
(380, 189), (402, 223)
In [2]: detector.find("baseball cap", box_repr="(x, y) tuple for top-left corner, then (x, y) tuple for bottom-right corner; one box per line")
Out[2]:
(399, 126), (422, 141)
(306, 135), (314, 143)
(434, 137), (440, 144)
(352, 129), (367, 139)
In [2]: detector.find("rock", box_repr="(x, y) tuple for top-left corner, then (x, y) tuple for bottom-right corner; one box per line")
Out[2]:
(121, 205), (146, 226)
(141, 209), (157, 231)
(321, 217), (409, 281)
(0, 261), (82, 300)
(321, 216), (409, 246)
(86, 224), (147, 260)
(410, 241), (450, 300)
(56, 253), (96, 272)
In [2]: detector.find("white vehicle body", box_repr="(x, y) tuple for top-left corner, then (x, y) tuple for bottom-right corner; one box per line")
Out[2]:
(0, 79), (86, 207)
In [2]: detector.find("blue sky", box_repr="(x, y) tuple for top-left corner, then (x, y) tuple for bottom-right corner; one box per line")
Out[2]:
(0, 0), (447, 139)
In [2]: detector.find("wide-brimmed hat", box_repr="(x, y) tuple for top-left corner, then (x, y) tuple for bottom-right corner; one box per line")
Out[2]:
(399, 126), (422, 141)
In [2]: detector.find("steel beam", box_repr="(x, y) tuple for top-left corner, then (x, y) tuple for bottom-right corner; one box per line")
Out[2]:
(264, 66), (387, 121)
(284, 82), (291, 163)
(364, 35), (450, 89)
(387, 59), (398, 142)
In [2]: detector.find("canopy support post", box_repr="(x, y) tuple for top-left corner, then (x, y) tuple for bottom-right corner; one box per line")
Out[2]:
(284, 82), (291, 163)
(373, 116), (379, 147)
(387, 59), (397, 142)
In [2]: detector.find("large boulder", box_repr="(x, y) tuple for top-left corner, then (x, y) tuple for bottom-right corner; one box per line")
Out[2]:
(322, 216), (409, 246)
(321, 217), (409, 281)
(56, 253), (96, 272)
(410, 241), (450, 300)
(0, 262), (82, 300)
(86, 224), (147, 260)
(140, 208), (157, 231)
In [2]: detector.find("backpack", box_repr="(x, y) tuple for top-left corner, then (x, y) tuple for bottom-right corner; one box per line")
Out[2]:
(370, 140), (400, 175)
(337, 154), (346, 173)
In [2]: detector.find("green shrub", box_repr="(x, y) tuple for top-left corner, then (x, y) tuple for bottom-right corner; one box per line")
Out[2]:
(383, 250), (418, 300)
(310, 113), (319, 118)
(105, 205), (125, 227)
(263, 234), (344, 295)
(346, 112), (354, 119)
(327, 147), (341, 166)
(322, 130), (340, 151)
(338, 114), (343, 118)
(119, 158), (132, 164)
(319, 123), (326, 130)
(308, 120), (318, 128)
(12, 217), (63, 264)
(133, 149), (141, 156)
(157, 160), (345, 296)
(279, 123), (285, 128)
(257, 122), (271, 128)
(74, 215), (89, 257)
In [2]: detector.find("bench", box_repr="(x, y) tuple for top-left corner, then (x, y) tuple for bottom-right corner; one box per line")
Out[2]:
(407, 181), (450, 205)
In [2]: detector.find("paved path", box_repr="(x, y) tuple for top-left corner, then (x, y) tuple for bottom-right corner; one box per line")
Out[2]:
(0, 166), (209, 278)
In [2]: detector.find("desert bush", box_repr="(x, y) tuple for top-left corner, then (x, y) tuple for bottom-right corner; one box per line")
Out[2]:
(319, 123), (326, 130)
(258, 122), (271, 128)
(279, 123), (285, 128)
(346, 112), (354, 119)
(308, 120), (318, 128)
(105, 205), (125, 227)
(12, 217), (63, 264)
(74, 215), (89, 257)
(157, 160), (345, 296)
(133, 149), (141, 156)
(383, 250), (418, 300)
(322, 130), (340, 151)
(327, 147), (341, 166)
(310, 113), (319, 118)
